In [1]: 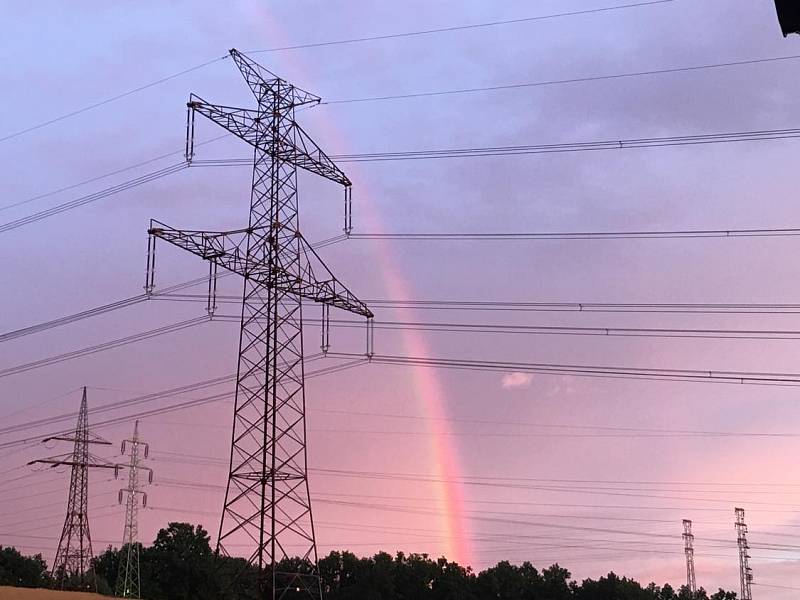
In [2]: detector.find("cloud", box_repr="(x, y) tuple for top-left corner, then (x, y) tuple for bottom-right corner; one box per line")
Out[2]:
(501, 372), (533, 390)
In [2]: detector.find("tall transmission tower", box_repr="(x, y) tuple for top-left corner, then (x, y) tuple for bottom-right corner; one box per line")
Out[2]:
(115, 420), (153, 599)
(682, 519), (697, 593)
(145, 48), (373, 598)
(28, 387), (116, 590)
(735, 507), (753, 600)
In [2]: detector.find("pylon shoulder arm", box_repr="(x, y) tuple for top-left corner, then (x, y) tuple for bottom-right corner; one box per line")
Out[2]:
(283, 120), (351, 187)
(189, 98), (350, 187)
(41, 435), (112, 445)
(148, 219), (251, 278)
(28, 458), (117, 469)
(189, 95), (262, 147)
(286, 233), (373, 318)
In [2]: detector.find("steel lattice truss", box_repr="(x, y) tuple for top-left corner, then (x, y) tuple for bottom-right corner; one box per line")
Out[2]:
(146, 48), (372, 599)
(115, 421), (152, 599)
(682, 519), (696, 593)
(735, 508), (754, 600)
(29, 388), (115, 590)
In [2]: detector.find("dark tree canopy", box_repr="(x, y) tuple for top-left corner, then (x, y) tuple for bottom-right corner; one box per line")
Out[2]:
(0, 545), (50, 588)
(0, 523), (738, 600)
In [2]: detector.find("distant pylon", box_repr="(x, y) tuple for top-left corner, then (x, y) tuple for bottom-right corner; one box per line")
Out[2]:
(682, 519), (697, 593)
(28, 387), (116, 590)
(115, 421), (153, 599)
(735, 507), (754, 600)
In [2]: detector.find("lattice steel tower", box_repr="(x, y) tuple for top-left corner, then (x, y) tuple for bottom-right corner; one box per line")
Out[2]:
(145, 48), (373, 599)
(29, 387), (115, 589)
(735, 507), (753, 600)
(115, 421), (153, 599)
(682, 519), (696, 593)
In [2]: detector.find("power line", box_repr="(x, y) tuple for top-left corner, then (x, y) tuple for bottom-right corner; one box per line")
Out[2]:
(154, 473), (800, 536)
(329, 128), (800, 162)
(16, 281), (800, 352)
(148, 479), (800, 515)
(187, 127), (800, 171)
(0, 161), (187, 234)
(165, 292), (800, 315)
(345, 226), (800, 241)
(0, 372), (235, 438)
(328, 351), (800, 387)
(0, 356), (362, 451)
(0, 273), (216, 344)
(0, 56), (229, 145)
(754, 583), (800, 591)
(7, 354), (798, 458)
(149, 413), (800, 440)
(6, 126), (800, 234)
(0, 133), (228, 214)
(0, 295), (149, 343)
(314, 408), (800, 440)
(0, 1), (671, 145)
(323, 54), (800, 105)
(306, 426), (800, 441)
(0, 316), (210, 380)
(1, 150), (186, 214)
(362, 298), (800, 315)
(309, 316), (800, 342)
(246, 1), (674, 54)
(308, 469), (800, 499)
(157, 468), (800, 509)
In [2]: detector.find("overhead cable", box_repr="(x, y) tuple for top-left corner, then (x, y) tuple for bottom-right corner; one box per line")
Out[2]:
(328, 351), (800, 387)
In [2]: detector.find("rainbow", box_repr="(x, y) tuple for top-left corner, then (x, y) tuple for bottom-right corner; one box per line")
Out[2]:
(375, 262), (474, 566)
(239, 3), (472, 566)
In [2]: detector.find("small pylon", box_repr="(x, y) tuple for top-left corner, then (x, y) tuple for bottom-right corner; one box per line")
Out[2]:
(735, 507), (753, 600)
(115, 420), (153, 599)
(28, 387), (116, 590)
(682, 519), (697, 593)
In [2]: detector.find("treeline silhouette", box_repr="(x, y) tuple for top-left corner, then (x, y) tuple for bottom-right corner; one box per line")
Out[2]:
(1, 522), (737, 599)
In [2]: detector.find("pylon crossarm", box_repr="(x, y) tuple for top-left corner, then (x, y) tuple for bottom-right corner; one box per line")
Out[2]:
(29, 458), (117, 470)
(189, 96), (261, 145)
(283, 120), (351, 186)
(294, 232), (373, 318)
(148, 219), (251, 276)
(189, 95), (350, 187)
(42, 435), (112, 445)
(150, 220), (371, 317)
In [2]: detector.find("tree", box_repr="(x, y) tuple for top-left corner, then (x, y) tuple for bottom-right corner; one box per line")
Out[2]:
(0, 546), (50, 588)
(575, 572), (654, 600)
(430, 556), (476, 600)
(145, 522), (216, 600)
(0, 527), (743, 600)
(542, 563), (572, 599)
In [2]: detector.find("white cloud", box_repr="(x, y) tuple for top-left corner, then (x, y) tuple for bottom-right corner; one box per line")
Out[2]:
(501, 372), (533, 389)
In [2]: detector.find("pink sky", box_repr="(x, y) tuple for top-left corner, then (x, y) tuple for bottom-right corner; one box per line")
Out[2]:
(2, 0), (800, 596)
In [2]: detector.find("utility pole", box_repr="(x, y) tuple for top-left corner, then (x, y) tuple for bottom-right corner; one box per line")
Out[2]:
(682, 519), (696, 593)
(29, 387), (116, 590)
(145, 48), (373, 599)
(115, 421), (153, 599)
(735, 507), (753, 600)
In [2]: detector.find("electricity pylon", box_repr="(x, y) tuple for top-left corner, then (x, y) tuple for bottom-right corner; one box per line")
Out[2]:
(29, 387), (116, 590)
(735, 507), (753, 600)
(682, 519), (696, 593)
(115, 420), (153, 599)
(145, 48), (373, 599)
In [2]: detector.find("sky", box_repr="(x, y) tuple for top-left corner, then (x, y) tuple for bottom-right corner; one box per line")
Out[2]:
(2, 0), (800, 596)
